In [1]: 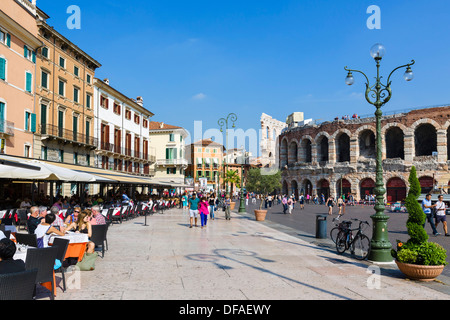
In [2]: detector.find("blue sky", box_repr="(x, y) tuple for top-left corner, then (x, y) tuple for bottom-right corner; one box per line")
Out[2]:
(37, 0), (450, 153)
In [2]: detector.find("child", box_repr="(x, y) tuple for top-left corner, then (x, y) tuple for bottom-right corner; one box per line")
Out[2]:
(198, 197), (209, 228)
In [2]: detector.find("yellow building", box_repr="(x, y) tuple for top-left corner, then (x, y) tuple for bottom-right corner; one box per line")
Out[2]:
(185, 138), (224, 192)
(33, 17), (101, 166)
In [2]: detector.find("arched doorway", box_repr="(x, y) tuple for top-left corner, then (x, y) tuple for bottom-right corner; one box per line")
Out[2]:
(419, 176), (434, 194)
(302, 179), (313, 197)
(360, 178), (375, 200)
(336, 178), (351, 198)
(386, 177), (407, 203)
(291, 180), (299, 199)
(317, 179), (330, 200)
(282, 180), (288, 195)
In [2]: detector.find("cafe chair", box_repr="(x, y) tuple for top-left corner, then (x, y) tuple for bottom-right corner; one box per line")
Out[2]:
(91, 224), (108, 258)
(52, 238), (70, 292)
(17, 209), (28, 231)
(15, 233), (38, 248)
(3, 230), (11, 240)
(0, 269), (38, 300)
(25, 246), (59, 300)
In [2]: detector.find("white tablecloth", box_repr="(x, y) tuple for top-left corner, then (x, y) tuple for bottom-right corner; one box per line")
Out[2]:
(13, 247), (28, 262)
(48, 232), (89, 245)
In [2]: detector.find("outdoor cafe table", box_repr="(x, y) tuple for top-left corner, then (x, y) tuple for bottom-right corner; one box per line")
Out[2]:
(48, 232), (89, 262)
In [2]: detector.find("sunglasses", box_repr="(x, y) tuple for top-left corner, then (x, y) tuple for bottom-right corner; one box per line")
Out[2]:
(74, 211), (80, 213)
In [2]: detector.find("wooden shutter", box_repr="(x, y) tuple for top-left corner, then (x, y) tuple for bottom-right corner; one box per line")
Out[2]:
(6, 34), (10, 47)
(25, 72), (32, 92)
(30, 113), (36, 133)
(0, 58), (5, 80)
(24, 45), (28, 58)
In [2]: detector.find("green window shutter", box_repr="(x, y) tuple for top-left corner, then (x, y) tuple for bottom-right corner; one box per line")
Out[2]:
(166, 148), (169, 160)
(32, 51), (36, 63)
(24, 46), (28, 58)
(0, 58), (5, 80)
(30, 113), (36, 133)
(6, 34), (10, 47)
(25, 112), (29, 131)
(25, 72), (32, 92)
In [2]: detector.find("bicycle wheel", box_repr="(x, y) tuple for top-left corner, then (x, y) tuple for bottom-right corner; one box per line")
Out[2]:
(335, 231), (347, 254)
(330, 227), (340, 244)
(351, 234), (371, 260)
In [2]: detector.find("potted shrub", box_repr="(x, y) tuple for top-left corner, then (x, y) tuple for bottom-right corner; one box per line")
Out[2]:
(245, 168), (281, 221)
(224, 170), (240, 210)
(391, 166), (448, 281)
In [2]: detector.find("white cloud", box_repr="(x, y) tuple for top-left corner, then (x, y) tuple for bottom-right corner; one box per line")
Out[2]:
(192, 93), (207, 100)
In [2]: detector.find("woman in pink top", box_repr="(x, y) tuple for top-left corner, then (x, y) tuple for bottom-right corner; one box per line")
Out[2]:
(198, 197), (209, 229)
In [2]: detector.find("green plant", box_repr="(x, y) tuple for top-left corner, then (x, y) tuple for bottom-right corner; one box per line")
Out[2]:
(396, 248), (418, 264)
(405, 166), (428, 245)
(417, 242), (448, 266)
(245, 168), (282, 210)
(391, 166), (448, 266)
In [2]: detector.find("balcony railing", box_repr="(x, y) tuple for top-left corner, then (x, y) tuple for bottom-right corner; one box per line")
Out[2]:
(156, 159), (188, 167)
(0, 120), (15, 137)
(40, 124), (97, 147)
(97, 141), (156, 163)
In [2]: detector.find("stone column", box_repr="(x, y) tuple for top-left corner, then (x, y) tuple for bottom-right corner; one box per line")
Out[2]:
(350, 137), (358, 163)
(328, 140), (336, 164)
(437, 129), (447, 163)
(403, 133), (414, 164)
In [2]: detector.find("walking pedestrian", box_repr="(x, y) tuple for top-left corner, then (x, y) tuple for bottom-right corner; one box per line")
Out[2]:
(188, 193), (200, 228)
(422, 193), (439, 236)
(181, 193), (188, 212)
(224, 195), (231, 220)
(208, 193), (216, 220)
(287, 197), (294, 214)
(282, 195), (288, 214)
(326, 196), (335, 216)
(434, 195), (449, 236)
(299, 194), (305, 210)
(199, 197), (209, 228)
(337, 197), (344, 217)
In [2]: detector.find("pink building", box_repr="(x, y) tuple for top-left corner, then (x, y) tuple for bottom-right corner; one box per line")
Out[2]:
(0, 0), (43, 156)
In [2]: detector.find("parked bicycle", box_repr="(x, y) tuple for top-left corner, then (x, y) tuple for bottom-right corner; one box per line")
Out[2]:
(330, 219), (352, 244)
(335, 218), (371, 260)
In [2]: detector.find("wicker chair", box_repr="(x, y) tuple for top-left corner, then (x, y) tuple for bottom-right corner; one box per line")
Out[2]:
(15, 233), (38, 248)
(90, 224), (108, 258)
(52, 238), (69, 292)
(0, 269), (38, 300)
(25, 247), (58, 300)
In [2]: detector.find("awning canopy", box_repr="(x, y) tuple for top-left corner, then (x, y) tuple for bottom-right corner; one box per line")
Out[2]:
(43, 161), (155, 185)
(0, 155), (96, 182)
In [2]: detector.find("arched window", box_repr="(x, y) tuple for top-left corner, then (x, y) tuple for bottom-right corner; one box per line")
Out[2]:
(359, 130), (375, 159)
(317, 136), (329, 162)
(336, 133), (350, 162)
(386, 127), (404, 159)
(288, 141), (298, 164)
(415, 123), (437, 156)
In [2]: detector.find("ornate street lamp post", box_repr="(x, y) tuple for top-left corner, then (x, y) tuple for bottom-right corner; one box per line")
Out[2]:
(218, 113), (237, 195)
(344, 43), (415, 262)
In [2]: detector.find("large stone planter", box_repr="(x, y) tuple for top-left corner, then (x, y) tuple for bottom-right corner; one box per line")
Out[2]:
(395, 260), (445, 282)
(254, 210), (267, 221)
(230, 202), (236, 211)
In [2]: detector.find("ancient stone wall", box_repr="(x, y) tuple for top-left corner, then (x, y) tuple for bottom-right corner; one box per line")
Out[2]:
(278, 106), (450, 202)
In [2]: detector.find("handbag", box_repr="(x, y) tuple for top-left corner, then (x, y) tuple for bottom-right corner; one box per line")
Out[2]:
(76, 252), (97, 271)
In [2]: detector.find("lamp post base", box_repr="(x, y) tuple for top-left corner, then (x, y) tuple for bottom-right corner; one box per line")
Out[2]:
(239, 195), (246, 213)
(368, 212), (393, 262)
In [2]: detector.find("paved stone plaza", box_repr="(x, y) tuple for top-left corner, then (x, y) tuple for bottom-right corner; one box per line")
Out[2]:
(38, 207), (450, 301)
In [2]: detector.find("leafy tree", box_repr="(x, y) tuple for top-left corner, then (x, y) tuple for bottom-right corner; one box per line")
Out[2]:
(245, 168), (282, 210)
(224, 170), (241, 195)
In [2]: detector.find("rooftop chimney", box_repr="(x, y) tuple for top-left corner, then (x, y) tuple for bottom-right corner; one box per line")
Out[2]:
(103, 78), (110, 85)
(136, 96), (144, 106)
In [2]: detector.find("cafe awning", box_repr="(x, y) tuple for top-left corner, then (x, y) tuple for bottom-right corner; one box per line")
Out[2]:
(44, 161), (155, 185)
(0, 155), (97, 182)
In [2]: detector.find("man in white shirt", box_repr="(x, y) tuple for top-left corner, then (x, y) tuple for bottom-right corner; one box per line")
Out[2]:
(422, 193), (439, 236)
(434, 195), (449, 236)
